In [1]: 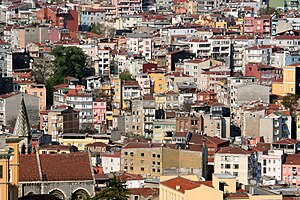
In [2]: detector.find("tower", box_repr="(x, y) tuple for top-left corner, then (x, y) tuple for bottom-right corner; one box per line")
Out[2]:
(13, 96), (31, 154)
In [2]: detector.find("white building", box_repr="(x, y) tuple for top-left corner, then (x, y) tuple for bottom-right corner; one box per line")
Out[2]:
(214, 146), (259, 185)
(260, 150), (284, 181)
(101, 152), (121, 174)
(126, 33), (153, 60)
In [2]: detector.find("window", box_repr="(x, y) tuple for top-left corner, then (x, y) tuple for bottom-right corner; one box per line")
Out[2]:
(0, 165), (2, 178)
(141, 153), (144, 157)
(263, 167), (266, 174)
(233, 164), (239, 169)
(263, 159), (266, 166)
(225, 164), (231, 169)
(233, 172), (239, 177)
(130, 167), (133, 170)
(124, 152), (128, 155)
(141, 167), (144, 171)
(152, 168), (156, 172)
(221, 164), (224, 169)
(141, 160), (144, 164)
(152, 154), (156, 158)
(157, 154), (160, 158)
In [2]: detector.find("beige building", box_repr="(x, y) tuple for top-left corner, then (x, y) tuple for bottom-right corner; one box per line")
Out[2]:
(40, 106), (79, 141)
(121, 142), (207, 178)
(214, 146), (259, 185)
(25, 84), (47, 111)
(160, 176), (223, 200)
(11, 26), (49, 49)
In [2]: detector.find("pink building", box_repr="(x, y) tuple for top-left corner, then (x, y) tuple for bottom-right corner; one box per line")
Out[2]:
(136, 73), (151, 95)
(92, 98), (107, 126)
(261, 150), (284, 181)
(282, 154), (300, 187)
(244, 15), (271, 36)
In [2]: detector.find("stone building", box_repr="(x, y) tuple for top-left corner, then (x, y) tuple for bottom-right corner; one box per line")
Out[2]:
(19, 153), (95, 200)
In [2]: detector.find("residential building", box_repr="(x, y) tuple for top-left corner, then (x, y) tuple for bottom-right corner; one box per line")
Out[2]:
(261, 150), (284, 181)
(112, 0), (142, 16)
(122, 81), (141, 109)
(121, 142), (207, 178)
(36, 7), (79, 32)
(92, 98), (107, 127)
(159, 176), (223, 200)
(152, 119), (176, 143)
(0, 92), (39, 127)
(272, 63), (300, 96)
(39, 106), (79, 141)
(126, 33), (153, 60)
(100, 152), (121, 174)
(214, 146), (259, 185)
(272, 138), (300, 154)
(282, 154), (300, 187)
(24, 84), (46, 111)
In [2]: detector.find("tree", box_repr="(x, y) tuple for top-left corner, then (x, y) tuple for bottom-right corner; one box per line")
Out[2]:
(282, 93), (299, 115)
(90, 23), (116, 38)
(92, 174), (129, 200)
(119, 69), (133, 81)
(46, 46), (88, 105)
(31, 57), (53, 84)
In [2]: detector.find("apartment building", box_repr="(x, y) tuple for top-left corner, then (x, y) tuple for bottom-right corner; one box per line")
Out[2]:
(176, 112), (203, 134)
(272, 63), (300, 96)
(245, 45), (273, 65)
(92, 98), (106, 127)
(112, 0), (142, 16)
(24, 84), (46, 111)
(126, 33), (153, 60)
(0, 92), (39, 127)
(152, 119), (176, 143)
(282, 154), (300, 187)
(121, 142), (207, 178)
(244, 16), (272, 36)
(11, 26), (49, 49)
(131, 98), (143, 135)
(261, 150), (284, 181)
(39, 106), (79, 141)
(214, 146), (259, 185)
(160, 176), (223, 200)
(36, 7), (79, 32)
(143, 95), (156, 138)
(100, 152), (121, 174)
(122, 81), (141, 109)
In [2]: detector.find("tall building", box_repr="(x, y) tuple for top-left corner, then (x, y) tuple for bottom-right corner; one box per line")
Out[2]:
(112, 0), (142, 16)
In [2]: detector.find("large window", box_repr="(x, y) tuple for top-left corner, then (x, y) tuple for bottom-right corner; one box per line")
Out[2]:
(0, 165), (2, 178)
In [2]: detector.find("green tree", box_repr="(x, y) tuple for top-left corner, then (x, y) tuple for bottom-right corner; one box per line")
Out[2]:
(119, 69), (133, 80)
(282, 93), (299, 115)
(46, 46), (88, 105)
(93, 174), (130, 200)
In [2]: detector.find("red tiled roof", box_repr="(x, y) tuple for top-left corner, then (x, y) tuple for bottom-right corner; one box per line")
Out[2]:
(273, 35), (300, 40)
(226, 193), (249, 199)
(273, 138), (298, 145)
(216, 146), (252, 154)
(118, 173), (144, 182)
(247, 45), (272, 50)
(19, 153), (93, 182)
(86, 142), (109, 147)
(100, 151), (121, 158)
(128, 188), (159, 197)
(161, 176), (205, 193)
(0, 92), (18, 99)
(283, 154), (300, 165)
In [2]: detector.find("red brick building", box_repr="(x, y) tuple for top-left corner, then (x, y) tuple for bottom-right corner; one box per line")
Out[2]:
(36, 7), (78, 32)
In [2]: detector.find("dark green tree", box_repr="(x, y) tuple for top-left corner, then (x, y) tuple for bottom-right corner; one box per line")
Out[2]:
(31, 57), (53, 84)
(282, 93), (299, 115)
(119, 69), (133, 81)
(93, 174), (130, 200)
(46, 46), (88, 105)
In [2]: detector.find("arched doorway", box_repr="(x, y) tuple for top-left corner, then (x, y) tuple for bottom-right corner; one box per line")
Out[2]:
(72, 189), (89, 200)
(49, 189), (65, 200)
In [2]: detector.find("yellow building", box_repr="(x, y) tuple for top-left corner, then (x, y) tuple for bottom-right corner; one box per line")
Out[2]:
(160, 176), (223, 200)
(121, 142), (207, 178)
(58, 133), (109, 151)
(215, 21), (227, 29)
(154, 94), (166, 110)
(149, 70), (166, 94)
(25, 84), (47, 111)
(38, 145), (72, 154)
(0, 137), (21, 200)
(212, 173), (236, 193)
(272, 63), (300, 96)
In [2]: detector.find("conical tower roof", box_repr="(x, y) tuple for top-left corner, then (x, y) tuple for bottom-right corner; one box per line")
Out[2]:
(13, 95), (30, 137)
